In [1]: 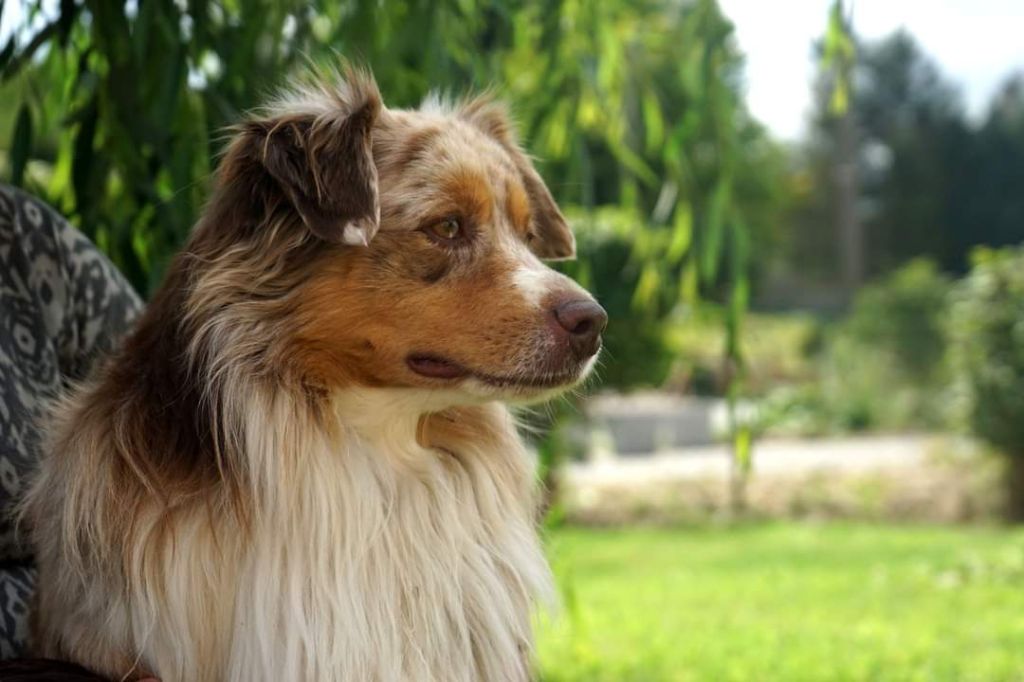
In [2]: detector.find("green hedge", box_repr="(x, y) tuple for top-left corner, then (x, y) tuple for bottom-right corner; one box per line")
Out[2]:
(950, 246), (1024, 456)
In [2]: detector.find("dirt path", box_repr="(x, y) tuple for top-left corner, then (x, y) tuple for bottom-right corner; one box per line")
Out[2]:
(559, 434), (995, 523)
(566, 434), (934, 487)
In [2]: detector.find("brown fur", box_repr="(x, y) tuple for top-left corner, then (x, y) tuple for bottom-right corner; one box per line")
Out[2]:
(23, 65), (601, 682)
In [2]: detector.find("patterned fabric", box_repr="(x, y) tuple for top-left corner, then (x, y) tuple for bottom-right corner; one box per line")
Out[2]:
(0, 185), (142, 657)
(0, 565), (35, 660)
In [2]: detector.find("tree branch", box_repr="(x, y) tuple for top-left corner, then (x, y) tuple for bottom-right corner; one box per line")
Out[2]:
(2, 3), (82, 82)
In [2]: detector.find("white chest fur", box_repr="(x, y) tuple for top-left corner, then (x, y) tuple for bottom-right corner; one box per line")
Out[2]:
(140, 389), (552, 682)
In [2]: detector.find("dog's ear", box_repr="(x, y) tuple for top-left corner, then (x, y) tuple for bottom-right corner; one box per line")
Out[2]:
(515, 161), (576, 261)
(249, 71), (382, 246)
(459, 97), (576, 261)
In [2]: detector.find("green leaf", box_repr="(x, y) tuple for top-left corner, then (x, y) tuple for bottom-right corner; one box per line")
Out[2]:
(822, 0), (856, 115)
(733, 425), (753, 475)
(631, 263), (660, 311)
(641, 88), (665, 153)
(667, 203), (693, 264)
(9, 104), (33, 187)
(830, 85), (849, 114)
(47, 131), (74, 199)
(700, 178), (731, 283)
(608, 140), (659, 187)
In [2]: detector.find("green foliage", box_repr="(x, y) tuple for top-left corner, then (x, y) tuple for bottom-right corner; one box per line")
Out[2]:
(818, 260), (952, 431)
(538, 523), (1024, 681)
(822, 0), (855, 115)
(2, 0), (783, 504)
(2, 0), (318, 290)
(2, 1), (778, 371)
(948, 76), (1024, 271)
(9, 103), (31, 186)
(757, 260), (953, 435)
(788, 26), (1024, 287)
(667, 308), (821, 396)
(950, 246), (1024, 456)
(561, 208), (679, 388)
(836, 258), (951, 387)
(857, 32), (968, 275)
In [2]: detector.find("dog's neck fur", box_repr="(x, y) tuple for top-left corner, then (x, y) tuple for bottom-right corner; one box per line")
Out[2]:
(213, 386), (551, 682)
(30, 372), (551, 682)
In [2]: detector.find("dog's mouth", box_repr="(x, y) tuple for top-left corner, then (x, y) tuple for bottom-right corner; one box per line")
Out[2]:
(406, 353), (584, 389)
(406, 354), (471, 380)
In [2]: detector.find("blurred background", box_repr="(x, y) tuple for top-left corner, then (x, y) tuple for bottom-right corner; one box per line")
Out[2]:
(3, 0), (1024, 679)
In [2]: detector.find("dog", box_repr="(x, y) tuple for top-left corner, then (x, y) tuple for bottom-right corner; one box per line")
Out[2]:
(21, 66), (605, 682)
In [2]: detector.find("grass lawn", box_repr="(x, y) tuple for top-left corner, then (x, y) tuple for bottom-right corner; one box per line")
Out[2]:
(537, 522), (1024, 681)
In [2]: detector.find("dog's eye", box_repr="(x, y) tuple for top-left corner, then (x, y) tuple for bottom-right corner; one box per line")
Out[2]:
(426, 218), (461, 241)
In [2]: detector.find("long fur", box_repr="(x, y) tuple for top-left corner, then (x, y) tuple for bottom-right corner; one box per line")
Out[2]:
(28, 384), (549, 681)
(21, 67), (596, 682)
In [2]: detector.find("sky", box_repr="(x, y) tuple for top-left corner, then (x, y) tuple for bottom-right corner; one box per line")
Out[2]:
(719, 0), (1024, 141)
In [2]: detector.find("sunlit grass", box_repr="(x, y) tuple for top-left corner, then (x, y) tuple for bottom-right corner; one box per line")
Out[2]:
(537, 522), (1024, 681)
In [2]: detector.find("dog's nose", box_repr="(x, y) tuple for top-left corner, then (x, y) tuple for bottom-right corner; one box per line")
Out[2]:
(552, 299), (608, 356)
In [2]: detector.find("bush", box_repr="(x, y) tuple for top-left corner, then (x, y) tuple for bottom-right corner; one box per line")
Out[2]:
(950, 246), (1024, 519)
(841, 259), (952, 385)
(754, 259), (954, 436)
(667, 307), (822, 396)
(822, 259), (954, 431)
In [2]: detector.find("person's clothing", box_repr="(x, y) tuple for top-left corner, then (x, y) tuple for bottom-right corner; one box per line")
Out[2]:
(0, 185), (141, 657)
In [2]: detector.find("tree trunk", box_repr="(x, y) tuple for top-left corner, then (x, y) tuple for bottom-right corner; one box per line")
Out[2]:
(1005, 455), (1024, 522)
(835, 107), (864, 294)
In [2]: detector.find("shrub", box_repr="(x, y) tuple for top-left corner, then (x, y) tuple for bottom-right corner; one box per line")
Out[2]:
(667, 308), (822, 396)
(754, 259), (955, 436)
(950, 246), (1024, 519)
(822, 258), (954, 431)
(841, 259), (952, 385)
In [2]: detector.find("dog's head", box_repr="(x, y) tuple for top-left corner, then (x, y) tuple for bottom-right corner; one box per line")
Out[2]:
(212, 68), (604, 404)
